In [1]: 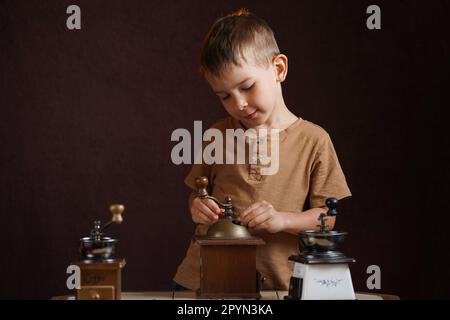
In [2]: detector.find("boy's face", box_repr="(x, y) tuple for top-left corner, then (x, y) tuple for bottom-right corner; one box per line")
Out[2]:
(205, 57), (284, 129)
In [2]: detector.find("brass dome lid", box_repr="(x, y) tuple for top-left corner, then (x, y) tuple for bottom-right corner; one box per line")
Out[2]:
(206, 218), (251, 239)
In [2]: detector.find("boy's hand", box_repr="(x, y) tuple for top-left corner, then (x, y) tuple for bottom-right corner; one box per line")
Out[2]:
(190, 197), (224, 226)
(238, 201), (286, 233)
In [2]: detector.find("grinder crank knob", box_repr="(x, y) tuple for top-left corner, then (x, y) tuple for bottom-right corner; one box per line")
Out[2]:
(325, 197), (338, 216)
(195, 176), (209, 198)
(109, 204), (125, 224)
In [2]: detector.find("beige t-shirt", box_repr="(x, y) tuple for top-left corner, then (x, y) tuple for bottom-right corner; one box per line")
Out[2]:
(173, 116), (352, 290)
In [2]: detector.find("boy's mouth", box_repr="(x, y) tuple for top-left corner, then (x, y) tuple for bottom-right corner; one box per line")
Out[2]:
(245, 111), (257, 120)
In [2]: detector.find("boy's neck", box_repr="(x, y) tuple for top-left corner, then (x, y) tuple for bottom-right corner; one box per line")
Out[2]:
(265, 103), (298, 130)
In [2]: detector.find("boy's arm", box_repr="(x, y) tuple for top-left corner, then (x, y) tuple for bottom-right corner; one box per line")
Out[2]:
(239, 202), (336, 234)
(279, 207), (336, 235)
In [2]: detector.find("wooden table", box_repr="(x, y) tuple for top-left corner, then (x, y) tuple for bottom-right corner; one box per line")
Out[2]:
(52, 290), (399, 300)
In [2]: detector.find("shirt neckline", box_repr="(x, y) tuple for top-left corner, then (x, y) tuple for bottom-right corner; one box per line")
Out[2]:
(231, 116), (305, 143)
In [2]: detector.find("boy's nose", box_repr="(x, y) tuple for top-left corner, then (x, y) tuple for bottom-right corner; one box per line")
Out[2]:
(237, 100), (248, 111)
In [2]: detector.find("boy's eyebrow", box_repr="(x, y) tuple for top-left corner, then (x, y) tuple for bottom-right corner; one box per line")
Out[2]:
(213, 77), (252, 94)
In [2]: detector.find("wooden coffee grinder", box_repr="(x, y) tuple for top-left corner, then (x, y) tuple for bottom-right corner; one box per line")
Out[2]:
(194, 176), (265, 299)
(74, 204), (126, 300)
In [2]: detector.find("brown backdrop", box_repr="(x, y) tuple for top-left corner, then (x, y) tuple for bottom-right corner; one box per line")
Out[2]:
(1, 0), (449, 299)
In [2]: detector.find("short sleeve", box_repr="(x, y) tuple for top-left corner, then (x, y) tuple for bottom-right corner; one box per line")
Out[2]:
(309, 133), (352, 208)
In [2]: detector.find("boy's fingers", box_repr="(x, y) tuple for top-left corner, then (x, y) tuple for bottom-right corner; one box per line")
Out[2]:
(193, 207), (217, 224)
(248, 209), (272, 228)
(197, 201), (219, 220)
(240, 202), (263, 218)
(241, 203), (268, 225)
(253, 221), (269, 230)
(202, 199), (222, 214)
(192, 198), (216, 216)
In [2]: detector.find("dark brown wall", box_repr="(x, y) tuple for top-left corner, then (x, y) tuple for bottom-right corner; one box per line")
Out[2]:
(1, 0), (449, 299)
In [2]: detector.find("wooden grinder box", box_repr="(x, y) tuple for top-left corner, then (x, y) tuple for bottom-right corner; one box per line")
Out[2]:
(74, 259), (126, 300)
(196, 237), (265, 299)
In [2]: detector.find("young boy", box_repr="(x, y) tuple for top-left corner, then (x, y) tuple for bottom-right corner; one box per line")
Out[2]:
(173, 9), (351, 290)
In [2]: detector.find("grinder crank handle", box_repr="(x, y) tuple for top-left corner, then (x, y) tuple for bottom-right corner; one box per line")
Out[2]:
(194, 176), (237, 221)
(194, 176), (230, 208)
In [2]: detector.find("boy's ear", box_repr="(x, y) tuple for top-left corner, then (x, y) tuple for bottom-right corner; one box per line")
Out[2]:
(273, 54), (288, 83)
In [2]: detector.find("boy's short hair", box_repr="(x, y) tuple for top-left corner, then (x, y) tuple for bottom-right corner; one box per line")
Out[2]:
(200, 9), (280, 77)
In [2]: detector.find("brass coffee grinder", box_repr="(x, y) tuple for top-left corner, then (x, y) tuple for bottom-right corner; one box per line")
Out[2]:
(75, 204), (126, 300)
(194, 177), (265, 298)
(195, 176), (251, 239)
(285, 197), (356, 300)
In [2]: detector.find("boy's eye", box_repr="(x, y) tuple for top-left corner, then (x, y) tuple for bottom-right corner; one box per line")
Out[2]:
(218, 83), (254, 101)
